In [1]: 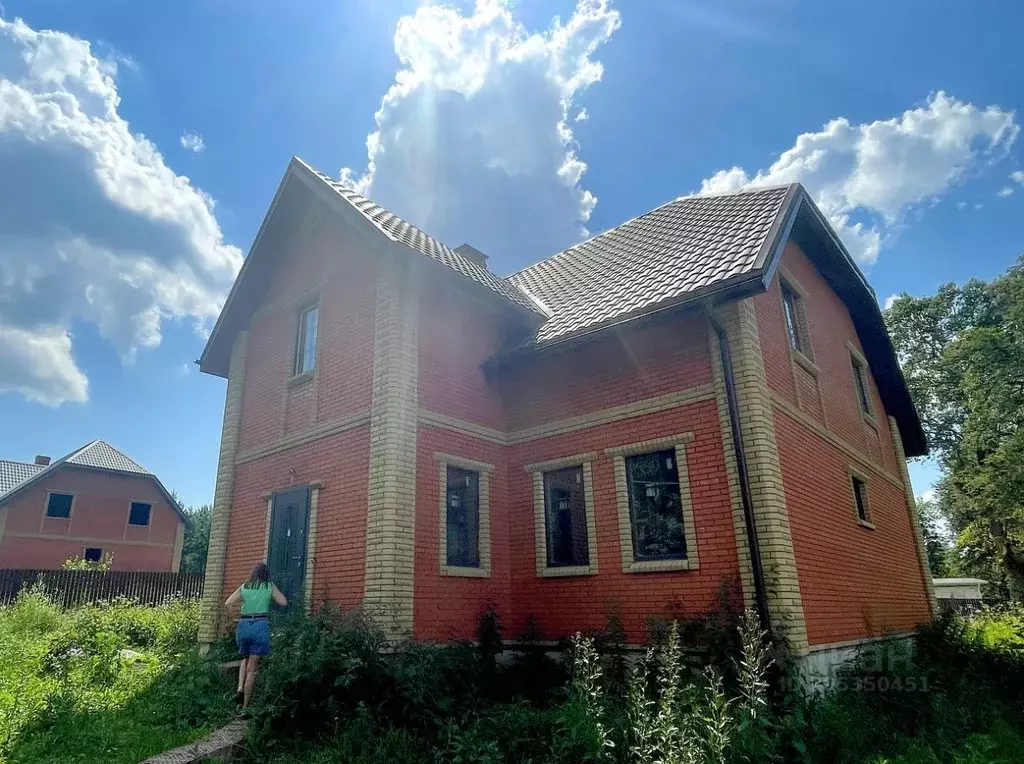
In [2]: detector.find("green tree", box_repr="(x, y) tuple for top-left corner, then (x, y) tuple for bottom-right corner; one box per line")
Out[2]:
(180, 504), (212, 575)
(886, 258), (1024, 597)
(916, 497), (954, 578)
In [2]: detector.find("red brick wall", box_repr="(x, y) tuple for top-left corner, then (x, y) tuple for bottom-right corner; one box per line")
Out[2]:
(0, 468), (181, 571)
(413, 426), (510, 641)
(238, 217), (376, 454)
(222, 427), (370, 608)
(224, 209), (377, 608)
(501, 314), (715, 431)
(507, 399), (741, 642)
(418, 279), (509, 430)
(755, 243), (930, 645)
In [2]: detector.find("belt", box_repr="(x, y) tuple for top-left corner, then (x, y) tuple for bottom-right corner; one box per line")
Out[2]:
(239, 614), (268, 620)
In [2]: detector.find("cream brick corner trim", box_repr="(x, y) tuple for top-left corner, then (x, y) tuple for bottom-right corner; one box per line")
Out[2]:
(888, 414), (938, 618)
(171, 522), (185, 573)
(304, 485), (320, 614)
(526, 454), (599, 578)
(715, 299), (808, 651)
(707, 318), (757, 610)
(363, 258), (419, 642)
(607, 433), (699, 574)
(436, 452), (493, 578)
(0, 506), (8, 552)
(199, 330), (249, 646)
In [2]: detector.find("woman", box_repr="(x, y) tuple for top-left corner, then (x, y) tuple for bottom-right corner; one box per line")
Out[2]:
(225, 563), (288, 709)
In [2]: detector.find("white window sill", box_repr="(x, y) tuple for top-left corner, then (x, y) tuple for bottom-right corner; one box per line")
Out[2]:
(440, 565), (491, 578)
(538, 565), (597, 578)
(624, 558), (696, 574)
(287, 370), (315, 388)
(858, 519), (876, 530)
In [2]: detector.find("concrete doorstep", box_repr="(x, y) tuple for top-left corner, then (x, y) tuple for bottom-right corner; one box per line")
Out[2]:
(140, 718), (246, 764)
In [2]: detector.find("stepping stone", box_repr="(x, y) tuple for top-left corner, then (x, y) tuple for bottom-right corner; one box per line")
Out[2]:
(140, 719), (246, 763)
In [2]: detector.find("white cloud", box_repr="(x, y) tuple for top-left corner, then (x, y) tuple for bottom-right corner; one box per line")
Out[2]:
(0, 18), (241, 406)
(1011, 170), (1024, 185)
(998, 186), (1015, 197)
(956, 200), (968, 210)
(575, 108), (588, 122)
(179, 131), (205, 153)
(700, 92), (1018, 264)
(884, 293), (900, 310)
(340, 0), (620, 264)
(918, 489), (937, 504)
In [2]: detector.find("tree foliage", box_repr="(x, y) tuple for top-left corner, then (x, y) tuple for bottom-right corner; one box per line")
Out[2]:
(181, 504), (212, 575)
(886, 257), (1024, 597)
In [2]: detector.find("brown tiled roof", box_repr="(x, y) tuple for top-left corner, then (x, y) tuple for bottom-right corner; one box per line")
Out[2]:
(309, 169), (544, 316)
(507, 184), (797, 345)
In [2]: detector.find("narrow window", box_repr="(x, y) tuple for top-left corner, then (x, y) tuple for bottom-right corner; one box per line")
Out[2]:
(851, 355), (873, 415)
(852, 475), (871, 524)
(544, 466), (590, 567)
(128, 501), (152, 527)
(293, 304), (319, 375)
(446, 466), (480, 567)
(626, 449), (686, 560)
(45, 492), (74, 519)
(781, 281), (809, 355)
(84, 547), (103, 563)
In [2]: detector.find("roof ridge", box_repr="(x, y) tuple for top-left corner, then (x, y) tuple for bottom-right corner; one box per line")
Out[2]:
(504, 183), (800, 282)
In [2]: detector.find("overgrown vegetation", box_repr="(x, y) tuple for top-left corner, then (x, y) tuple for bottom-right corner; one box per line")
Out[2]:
(3, 592), (1023, 764)
(238, 605), (1024, 764)
(0, 588), (234, 763)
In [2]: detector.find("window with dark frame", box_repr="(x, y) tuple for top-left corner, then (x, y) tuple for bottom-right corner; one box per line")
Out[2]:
(128, 501), (152, 527)
(84, 547), (102, 563)
(852, 475), (871, 524)
(445, 466), (480, 567)
(543, 466), (589, 567)
(293, 304), (319, 376)
(45, 492), (73, 519)
(625, 449), (686, 560)
(781, 281), (810, 356)
(851, 355), (873, 416)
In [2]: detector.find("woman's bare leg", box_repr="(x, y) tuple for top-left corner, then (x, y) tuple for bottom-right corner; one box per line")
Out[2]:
(236, 657), (248, 694)
(243, 655), (261, 708)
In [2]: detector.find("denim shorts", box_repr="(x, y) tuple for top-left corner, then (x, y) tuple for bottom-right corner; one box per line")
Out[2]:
(236, 617), (271, 657)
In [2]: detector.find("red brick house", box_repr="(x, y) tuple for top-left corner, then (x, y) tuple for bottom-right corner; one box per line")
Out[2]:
(0, 440), (187, 572)
(197, 158), (934, 666)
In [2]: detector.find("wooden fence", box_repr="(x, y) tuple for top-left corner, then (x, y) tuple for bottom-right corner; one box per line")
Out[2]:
(0, 569), (204, 607)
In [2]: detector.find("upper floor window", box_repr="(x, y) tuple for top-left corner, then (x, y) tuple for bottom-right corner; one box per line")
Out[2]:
(293, 304), (319, 376)
(544, 466), (590, 568)
(128, 501), (152, 527)
(850, 353), (873, 416)
(781, 280), (811, 357)
(84, 547), (103, 563)
(850, 473), (873, 527)
(445, 466), (480, 568)
(626, 449), (686, 561)
(45, 492), (74, 519)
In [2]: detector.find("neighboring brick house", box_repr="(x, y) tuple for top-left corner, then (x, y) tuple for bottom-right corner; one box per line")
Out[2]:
(0, 440), (187, 572)
(197, 157), (934, 666)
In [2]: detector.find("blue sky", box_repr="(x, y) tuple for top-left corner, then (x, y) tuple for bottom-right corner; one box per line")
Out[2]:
(0, 0), (1021, 507)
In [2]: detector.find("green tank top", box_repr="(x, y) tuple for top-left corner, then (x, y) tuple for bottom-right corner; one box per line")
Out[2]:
(240, 582), (273, 616)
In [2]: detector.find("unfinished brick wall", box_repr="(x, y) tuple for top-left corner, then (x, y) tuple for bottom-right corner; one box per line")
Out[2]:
(237, 217), (376, 455)
(0, 468), (181, 571)
(754, 243), (931, 646)
(222, 427), (370, 609)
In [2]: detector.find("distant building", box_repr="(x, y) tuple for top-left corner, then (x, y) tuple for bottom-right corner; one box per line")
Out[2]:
(0, 440), (186, 571)
(933, 578), (986, 601)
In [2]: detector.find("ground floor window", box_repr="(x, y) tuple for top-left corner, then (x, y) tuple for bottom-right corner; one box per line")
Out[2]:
(436, 453), (493, 577)
(83, 547), (103, 563)
(608, 433), (699, 573)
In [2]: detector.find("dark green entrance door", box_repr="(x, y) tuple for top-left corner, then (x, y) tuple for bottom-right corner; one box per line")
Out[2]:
(267, 487), (310, 604)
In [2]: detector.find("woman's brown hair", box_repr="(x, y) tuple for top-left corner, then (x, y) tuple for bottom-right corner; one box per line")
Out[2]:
(246, 562), (272, 589)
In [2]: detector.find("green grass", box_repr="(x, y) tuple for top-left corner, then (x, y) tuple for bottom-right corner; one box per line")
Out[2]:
(0, 589), (236, 764)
